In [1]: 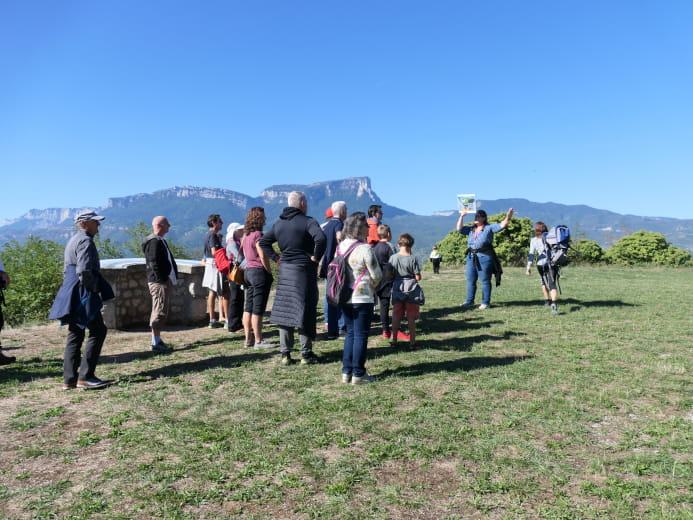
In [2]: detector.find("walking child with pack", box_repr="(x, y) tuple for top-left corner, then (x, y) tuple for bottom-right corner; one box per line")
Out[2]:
(526, 222), (571, 315)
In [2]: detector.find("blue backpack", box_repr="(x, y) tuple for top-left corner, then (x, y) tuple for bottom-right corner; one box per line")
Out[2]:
(543, 225), (571, 267)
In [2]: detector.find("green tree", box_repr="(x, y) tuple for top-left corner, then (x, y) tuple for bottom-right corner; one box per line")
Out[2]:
(123, 221), (150, 257)
(94, 234), (123, 259)
(572, 239), (603, 264)
(0, 236), (64, 325)
(489, 214), (533, 267)
(605, 230), (692, 266)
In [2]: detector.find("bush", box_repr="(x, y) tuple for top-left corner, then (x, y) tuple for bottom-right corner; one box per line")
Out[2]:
(572, 239), (603, 264)
(0, 237), (65, 326)
(605, 230), (692, 266)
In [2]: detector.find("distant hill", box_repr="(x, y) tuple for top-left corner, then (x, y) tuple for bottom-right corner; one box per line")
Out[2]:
(1, 177), (691, 258)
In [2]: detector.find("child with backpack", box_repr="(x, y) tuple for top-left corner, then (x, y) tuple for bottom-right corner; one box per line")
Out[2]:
(389, 233), (423, 349)
(526, 221), (559, 315)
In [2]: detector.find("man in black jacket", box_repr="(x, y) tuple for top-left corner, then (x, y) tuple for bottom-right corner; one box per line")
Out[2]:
(260, 191), (326, 366)
(142, 216), (178, 353)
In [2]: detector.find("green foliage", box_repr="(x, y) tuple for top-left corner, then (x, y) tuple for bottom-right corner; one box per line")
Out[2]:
(123, 221), (150, 257)
(572, 239), (603, 264)
(490, 214), (533, 267)
(94, 235), (123, 259)
(435, 213), (532, 267)
(605, 230), (692, 266)
(0, 236), (64, 325)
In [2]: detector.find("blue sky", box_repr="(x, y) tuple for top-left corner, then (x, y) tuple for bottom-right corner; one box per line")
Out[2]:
(1, 0), (691, 222)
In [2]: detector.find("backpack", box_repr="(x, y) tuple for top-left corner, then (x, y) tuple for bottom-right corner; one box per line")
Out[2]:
(543, 225), (571, 267)
(326, 241), (364, 306)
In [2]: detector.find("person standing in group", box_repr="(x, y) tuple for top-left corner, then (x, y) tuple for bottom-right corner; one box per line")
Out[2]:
(0, 258), (14, 365)
(429, 244), (443, 274)
(366, 204), (383, 247)
(225, 222), (246, 333)
(142, 216), (178, 354)
(336, 213), (383, 384)
(372, 224), (398, 340)
(389, 233), (423, 349)
(49, 211), (114, 390)
(318, 200), (347, 340)
(241, 207), (277, 349)
(202, 214), (228, 328)
(456, 207), (514, 310)
(526, 221), (559, 315)
(260, 191), (326, 366)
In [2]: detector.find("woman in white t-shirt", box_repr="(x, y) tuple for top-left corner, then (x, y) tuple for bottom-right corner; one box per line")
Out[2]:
(335, 213), (382, 385)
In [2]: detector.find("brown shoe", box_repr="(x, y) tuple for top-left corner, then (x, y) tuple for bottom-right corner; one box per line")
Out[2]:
(62, 383), (77, 391)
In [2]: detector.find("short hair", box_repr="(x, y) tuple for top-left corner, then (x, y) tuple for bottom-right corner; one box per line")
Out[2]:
(342, 213), (368, 240)
(244, 207), (266, 234)
(397, 233), (414, 249)
(368, 205), (382, 218)
(207, 214), (221, 228)
(331, 200), (346, 216)
(377, 224), (391, 239)
(288, 191), (306, 208)
(534, 221), (548, 237)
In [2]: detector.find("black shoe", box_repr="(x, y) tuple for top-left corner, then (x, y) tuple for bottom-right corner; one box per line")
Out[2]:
(0, 353), (16, 365)
(280, 353), (292, 366)
(300, 353), (321, 365)
(76, 377), (111, 390)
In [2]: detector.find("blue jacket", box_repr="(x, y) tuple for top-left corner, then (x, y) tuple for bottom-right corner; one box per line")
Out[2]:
(49, 265), (114, 328)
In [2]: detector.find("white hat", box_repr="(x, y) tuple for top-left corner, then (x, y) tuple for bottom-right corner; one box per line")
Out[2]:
(226, 222), (244, 241)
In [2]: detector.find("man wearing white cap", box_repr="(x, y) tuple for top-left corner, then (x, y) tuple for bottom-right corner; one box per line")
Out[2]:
(49, 211), (113, 390)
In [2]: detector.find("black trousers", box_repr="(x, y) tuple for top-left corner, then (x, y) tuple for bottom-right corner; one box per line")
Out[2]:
(227, 282), (245, 331)
(63, 313), (107, 384)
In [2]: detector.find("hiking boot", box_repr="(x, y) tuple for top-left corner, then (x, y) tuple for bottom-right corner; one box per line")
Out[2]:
(478, 304), (489, 310)
(151, 342), (173, 354)
(300, 353), (321, 365)
(550, 303), (558, 315)
(77, 377), (110, 390)
(280, 353), (292, 366)
(341, 373), (352, 384)
(0, 353), (16, 365)
(351, 372), (375, 385)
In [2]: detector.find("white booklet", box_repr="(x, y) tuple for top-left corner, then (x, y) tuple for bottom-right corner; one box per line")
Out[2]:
(456, 194), (477, 213)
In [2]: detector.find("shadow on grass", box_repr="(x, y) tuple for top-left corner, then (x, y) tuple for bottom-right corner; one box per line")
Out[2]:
(377, 353), (534, 378)
(0, 357), (64, 385)
(421, 305), (476, 319)
(120, 351), (280, 383)
(501, 298), (638, 310)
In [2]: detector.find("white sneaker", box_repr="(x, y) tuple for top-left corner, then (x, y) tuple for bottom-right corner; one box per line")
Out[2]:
(351, 373), (376, 385)
(478, 304), (489, 310)
(341, 373), (351, 384)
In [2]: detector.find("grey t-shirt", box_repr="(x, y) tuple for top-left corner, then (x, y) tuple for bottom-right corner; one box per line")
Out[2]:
(389, 253), (421, 279)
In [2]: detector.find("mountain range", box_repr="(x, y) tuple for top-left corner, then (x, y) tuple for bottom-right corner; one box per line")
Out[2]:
(1, 177), (691, 256)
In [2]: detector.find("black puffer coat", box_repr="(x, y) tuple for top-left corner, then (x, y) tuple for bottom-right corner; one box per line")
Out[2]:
(260, 206), (326, 338)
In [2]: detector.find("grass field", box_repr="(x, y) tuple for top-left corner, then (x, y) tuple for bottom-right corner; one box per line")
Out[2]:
(0, 266), (691, 519)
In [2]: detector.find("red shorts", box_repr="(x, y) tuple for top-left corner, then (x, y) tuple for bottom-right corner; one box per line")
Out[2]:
(393, 301), (420, 320)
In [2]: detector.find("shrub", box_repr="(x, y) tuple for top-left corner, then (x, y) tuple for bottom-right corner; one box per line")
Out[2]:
(572, 239), (603, 264)
(0, 237), (64, 326)
(605, 230), (692, 266)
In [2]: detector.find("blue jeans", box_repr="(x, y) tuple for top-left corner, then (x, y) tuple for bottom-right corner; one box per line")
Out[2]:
(465, 253), (494, 306)
(341, 303), (372, 377)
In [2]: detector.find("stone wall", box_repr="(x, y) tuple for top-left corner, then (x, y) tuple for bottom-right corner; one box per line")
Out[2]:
(100, 260), (208, 330)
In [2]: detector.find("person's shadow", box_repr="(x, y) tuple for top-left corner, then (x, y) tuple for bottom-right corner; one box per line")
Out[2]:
(376, 353), (534, 379)
(500, 298), (637, 313)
